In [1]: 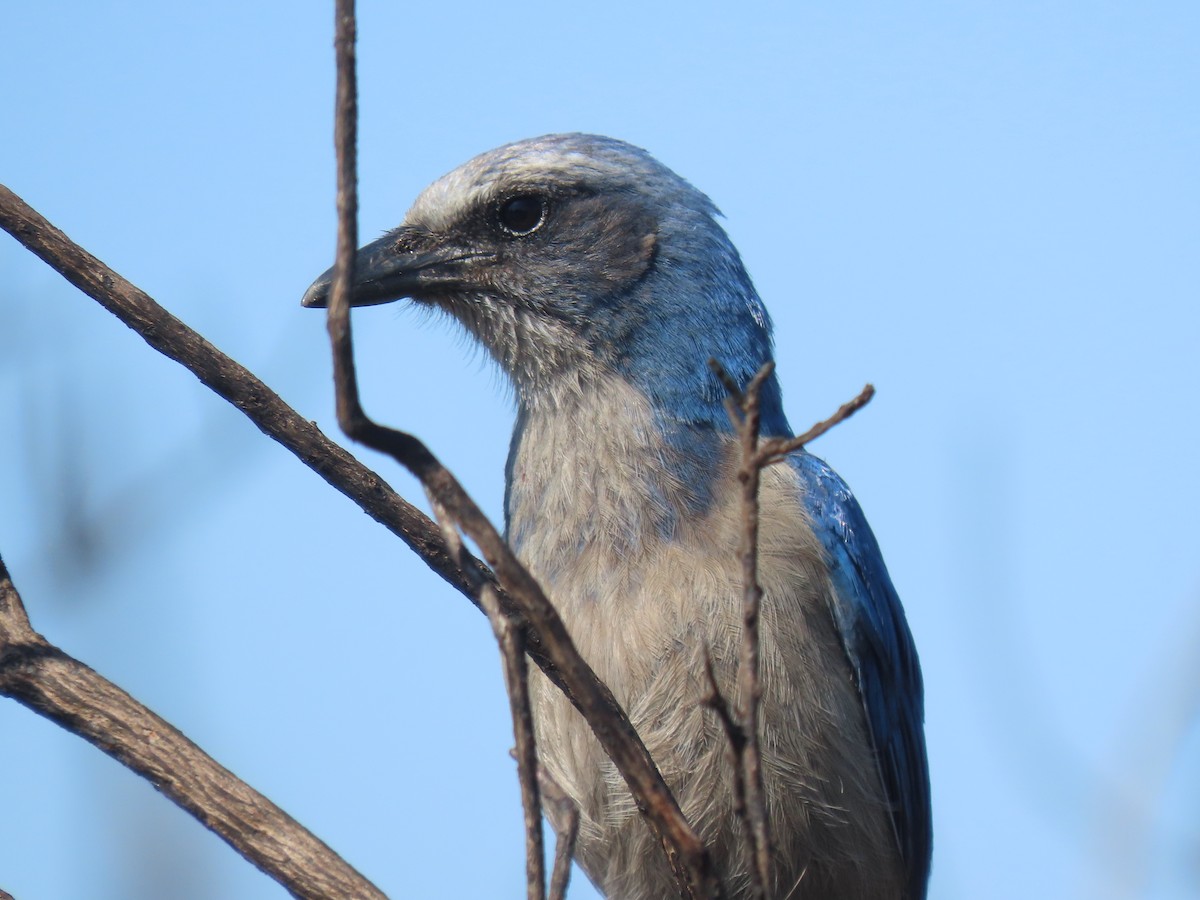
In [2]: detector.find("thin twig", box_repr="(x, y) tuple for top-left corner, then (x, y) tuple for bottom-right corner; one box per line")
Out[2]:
(0, 556), (385, 900)
(709, 359), (773, 899)
(434, 491), (546, 900)
(482, 584), (546, 900)
(324, 5), (718, 898)
(733, 366), (773, 899)
(548, 818), (579, 900)
(758, 384), (875, 465)
(700, 650), (754, 879)
(330, 0), (364, 434)
(538, 767), (581, 900)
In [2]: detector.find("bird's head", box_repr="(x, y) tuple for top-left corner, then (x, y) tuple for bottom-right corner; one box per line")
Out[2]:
(303, 133), (783, 428)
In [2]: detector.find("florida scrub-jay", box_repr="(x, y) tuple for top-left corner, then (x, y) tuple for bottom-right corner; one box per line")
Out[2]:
(303, 133), (931, 900)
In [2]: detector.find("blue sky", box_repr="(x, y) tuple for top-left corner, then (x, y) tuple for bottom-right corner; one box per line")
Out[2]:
(2, 2), (1197, 898)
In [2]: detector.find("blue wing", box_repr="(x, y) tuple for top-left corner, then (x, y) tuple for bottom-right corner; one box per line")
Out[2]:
(789, 451), (932, 899)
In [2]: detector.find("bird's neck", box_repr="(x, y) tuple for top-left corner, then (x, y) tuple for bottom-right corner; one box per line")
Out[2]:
(504, 373), (728, 578)
(583, 241), (789, 437)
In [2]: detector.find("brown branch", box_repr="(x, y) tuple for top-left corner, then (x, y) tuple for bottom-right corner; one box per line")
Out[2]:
(732, 369), (773, 898)
(482, 584), (546, 900)
(330, 0), (364, 435)
(323, 5), (717, 897)
(700, 650), (760, 895)
(436, 489), (546, 900)
(758, 383), (875, 465)
(437, 492), (547, 900)
(538, 766), (581, 900)
(0, 556), (384, 900)
(709, 359), (773, 899)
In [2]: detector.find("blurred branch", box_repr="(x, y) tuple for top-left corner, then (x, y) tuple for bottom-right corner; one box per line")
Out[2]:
(323, 4), (718, 898)
(0, 555), (384, 900)
(1093, 595), (1200, 899)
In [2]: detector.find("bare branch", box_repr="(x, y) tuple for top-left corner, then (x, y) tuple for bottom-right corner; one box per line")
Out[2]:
(322, 6), (718, 896)
(732, 367), (773, 899)
(700, 650), (755, 886)
(0, 556), (384, 900)
(482, 585), (546, 900)
(709, 359), (773, 899)
(758, 383), (875, 465)
(435, 488), (547, 900)
(330, 0), (365, 436)
(538, 766), (581, 900)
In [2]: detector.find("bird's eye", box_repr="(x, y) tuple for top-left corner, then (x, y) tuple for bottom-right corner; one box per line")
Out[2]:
(497, 195), (548, 236)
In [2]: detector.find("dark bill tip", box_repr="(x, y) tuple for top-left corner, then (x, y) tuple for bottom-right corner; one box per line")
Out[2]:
(300, 274), (332, 309)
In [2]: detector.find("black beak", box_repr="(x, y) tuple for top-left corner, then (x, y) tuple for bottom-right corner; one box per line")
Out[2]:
(301, 229), (486, 309)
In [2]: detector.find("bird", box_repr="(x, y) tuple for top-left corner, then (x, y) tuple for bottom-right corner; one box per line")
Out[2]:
(302, 133), (930, 900)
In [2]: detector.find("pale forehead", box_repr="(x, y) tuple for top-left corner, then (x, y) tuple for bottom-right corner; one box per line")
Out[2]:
(405, 134), (712, 231)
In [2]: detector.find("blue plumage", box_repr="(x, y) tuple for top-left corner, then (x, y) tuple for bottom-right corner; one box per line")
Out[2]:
(303, 133), (931, 900)
(790, 451), (932, 900)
